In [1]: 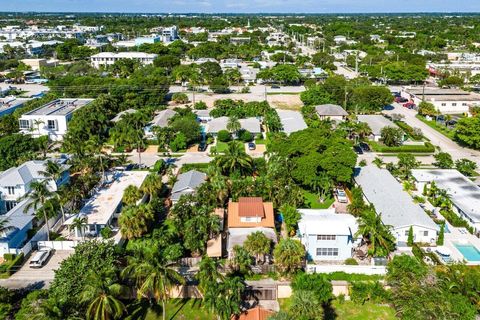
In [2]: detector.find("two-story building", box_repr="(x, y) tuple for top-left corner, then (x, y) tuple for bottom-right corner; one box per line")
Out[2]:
(19, 98), (94, 141)
(90, 52), (158, 68)
(0, 159), (70, 214)
(298, 209), (359, 262)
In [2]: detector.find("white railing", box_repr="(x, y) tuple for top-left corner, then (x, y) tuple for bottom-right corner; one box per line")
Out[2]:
(306, 264), (387, 275)
(37, 240), (79, 251)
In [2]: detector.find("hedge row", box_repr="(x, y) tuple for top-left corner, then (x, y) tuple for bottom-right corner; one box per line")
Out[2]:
(0, 253), (24, 277)
(322, 271), (384, 282)
(394, 120), (423, 140)
(375, 142), (435, 153)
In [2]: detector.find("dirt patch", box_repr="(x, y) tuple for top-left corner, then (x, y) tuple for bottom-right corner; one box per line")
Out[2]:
(144, 145), (159, 154)
(186, 144), (200, 153)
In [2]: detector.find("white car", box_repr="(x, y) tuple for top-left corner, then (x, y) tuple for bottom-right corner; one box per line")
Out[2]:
(29, 248), (53, 268)
(336, 188), (348, 203)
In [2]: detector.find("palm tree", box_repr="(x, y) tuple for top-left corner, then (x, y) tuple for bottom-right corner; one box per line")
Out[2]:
(39, 160), (67, 222)
(122, 185), (141, 206)
(197, 255), (224, 293)
(140, 174), (162, 202)
(243, 231), (272, 265)
(33, 119), (44, 137)
(214, 141), (253, 176)
(226, 116), (241, 136)
(122, 247), (185, 320)
(354, 122), (372, 140)
(203, 276), (244, 320)
(355, 208), (396, 257)
(69, 216), (88, 240)
(119, 205), (154, 240)
(309, 171), (332, 202)
(24, 180), (54, 241)
(80, 270), (127, 320)
(372, 157), (384, 168)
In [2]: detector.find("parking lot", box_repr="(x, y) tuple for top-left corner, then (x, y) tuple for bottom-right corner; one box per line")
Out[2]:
(0, 250), (72, 289)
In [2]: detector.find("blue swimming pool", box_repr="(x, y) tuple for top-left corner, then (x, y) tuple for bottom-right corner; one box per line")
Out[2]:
(454, 243), (480, 262)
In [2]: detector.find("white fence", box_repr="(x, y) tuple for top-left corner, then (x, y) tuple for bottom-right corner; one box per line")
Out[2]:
(306, 264), (387, 275)
(37, 240), (79, 251)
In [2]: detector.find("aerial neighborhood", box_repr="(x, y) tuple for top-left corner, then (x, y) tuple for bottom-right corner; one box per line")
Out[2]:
(0, 6), (480, 320)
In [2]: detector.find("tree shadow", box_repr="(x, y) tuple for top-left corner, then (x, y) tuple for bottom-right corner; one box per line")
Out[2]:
(323, 302), (338, 320)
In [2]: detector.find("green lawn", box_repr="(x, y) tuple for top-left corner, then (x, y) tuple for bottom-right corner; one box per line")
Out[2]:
(145, 299), (214, 320)
(416, 115), (456, 140)
(215, 141), (229, 153)
(255, 137), (267, 145)
(279, 298), (397, 320)
(303, 191), (335, 209)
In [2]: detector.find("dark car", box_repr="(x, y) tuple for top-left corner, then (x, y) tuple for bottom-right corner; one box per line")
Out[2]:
(395, 96), (408, 103)
(353, 145), (364, 154)
(198, 142), (207, 152)
(359, 142), (371, 152)
(248, 142), (256, 150)
(403, 102), (416, 109)
(270, 85), (281, 89)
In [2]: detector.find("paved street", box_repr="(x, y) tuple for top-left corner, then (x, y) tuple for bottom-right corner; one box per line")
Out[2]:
(383, 103), (480, 167)
(333, 61), (359, 79)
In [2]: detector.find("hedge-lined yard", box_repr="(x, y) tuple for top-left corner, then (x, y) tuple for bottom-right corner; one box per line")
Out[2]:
(369, 141), (435, 153)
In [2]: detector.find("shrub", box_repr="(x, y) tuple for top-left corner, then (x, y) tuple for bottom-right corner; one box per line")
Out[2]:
(358, 159), (367, 167)
(217, 130), (231, 142)
(350, 281), (389, 304)
(344, 258), (359, 265)
(5, 253), (24, 275)
(100, 227), (113, 239)
(3, 254), (14, 262)
(169, 132), (187, 151)
(394, 120), (423, 140)
(239, 129), (253, 142)
(371, 141), (435, 153)
(172, 92), (189, 104)
(194, 101), (207, 110)
(152, 159), (166, 174)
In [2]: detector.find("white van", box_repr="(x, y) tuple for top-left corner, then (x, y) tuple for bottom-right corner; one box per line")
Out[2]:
(29, 248), (53, 268)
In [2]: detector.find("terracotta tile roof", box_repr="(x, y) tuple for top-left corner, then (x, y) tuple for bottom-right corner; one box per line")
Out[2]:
(232, 306), (274, 320)
(238, 197), (265, 217)
(228, 199), (275, 229)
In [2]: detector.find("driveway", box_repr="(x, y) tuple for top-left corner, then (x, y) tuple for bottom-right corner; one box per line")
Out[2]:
(383, 103), (480, 167)
(0, 250), (72, 289)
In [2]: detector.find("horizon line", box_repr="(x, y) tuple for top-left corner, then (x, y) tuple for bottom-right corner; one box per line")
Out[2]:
(1, 11), (480, 15)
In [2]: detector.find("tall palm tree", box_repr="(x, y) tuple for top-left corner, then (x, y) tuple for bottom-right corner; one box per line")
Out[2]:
(203, 276), (244, 320)
(226, 116), (241, 136)
(197, 255), (224, 293)
(69, 216), (88, 240)
(119, 205), (154, 240)
(80, 271), (127, 320)
(39, 160), (67, 222)
(24, 180), (54, 241)
(355, 208), (396, 257)
(122, 247), (185, 320)
(214, 141), (253, 176)
(140, 174), (162, 202)
(122, 185), (141, 206)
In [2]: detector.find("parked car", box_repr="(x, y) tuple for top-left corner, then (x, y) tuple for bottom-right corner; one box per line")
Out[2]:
(403, 102), (416, 109)
(353, 145), (363, 154)
(198, 142), (207, 152)
(248, 142), (256, 150)
(336, 188), (348, 203)
(29, 248), (53, 268)
(270, 85), (280, 89)
(359, 142), (371, 152)
(395, 96), (408, 103)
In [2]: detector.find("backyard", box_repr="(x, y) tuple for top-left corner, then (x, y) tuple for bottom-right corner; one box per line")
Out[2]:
(303, 190), (335, 209)
(145, 299), (214, 320)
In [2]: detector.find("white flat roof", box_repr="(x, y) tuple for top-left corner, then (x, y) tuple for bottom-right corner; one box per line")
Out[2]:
(23, 99), (93, 117)
(277, 110), (308, 135)
(411, 169), (480, 224)
(298, 209), (358, 236)
(64, 171), (148, 226)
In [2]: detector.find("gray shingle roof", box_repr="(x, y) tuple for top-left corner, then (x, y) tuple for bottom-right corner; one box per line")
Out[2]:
(315, 104), (348, 116)
(0, 159), (69, 187)
(150, 109), (177, 128)
(277, 110), (307, 135)
(0, 199), (35, 240)
(171, 170), (206, 201)
(207, 116), (261, 134)
(111, 109), (137, 123)
(354, 165), (438, 231)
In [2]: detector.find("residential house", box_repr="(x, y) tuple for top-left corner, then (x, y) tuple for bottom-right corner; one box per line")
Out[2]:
(356, 114), (405, 142)
(171, 170), (207, 204)
(144, 109), (177, 138)
(0, 97), (31, 117)
(411, 169), (480, 232)
(298, 209), (359, 262)
(64, 171), (148, 238)
(19, 98), (94, 141)
(276, 110), (307, 135)
(354, 166), (439, 245)
(90, 52), (158, 68)
(401, 87), (480, 114)
(0, 199), (35, 256)
(110, 109), (137, 123)
(0, 159), (70, 214)
(194, 109), (213, 122)
(206, 116), (261, 136)
(315, 104), (348, 121)
(227, 197), (276, 257)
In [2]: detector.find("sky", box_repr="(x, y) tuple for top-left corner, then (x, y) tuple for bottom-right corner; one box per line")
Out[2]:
(1, 0), (480, 13)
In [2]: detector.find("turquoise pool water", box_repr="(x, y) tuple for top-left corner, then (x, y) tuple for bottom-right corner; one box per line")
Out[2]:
(454, 243), (480, 262)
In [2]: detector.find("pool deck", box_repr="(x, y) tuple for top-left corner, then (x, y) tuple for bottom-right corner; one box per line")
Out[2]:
(443, 222), (480, 265)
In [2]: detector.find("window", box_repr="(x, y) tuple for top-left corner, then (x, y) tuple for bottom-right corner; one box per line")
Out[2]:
(317, 235), (336, 241)
(19, 119), (30, 129)
(441, 103), (446, 106)
(316, 248), (339, 256)
(452, 103), (457, 107)
(405, 230), (409, 236)
(423, 231), (428, 237)
(462, 103), (468, 106)
(47, 120), (57, 130)
(6, 187), (14, 195)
